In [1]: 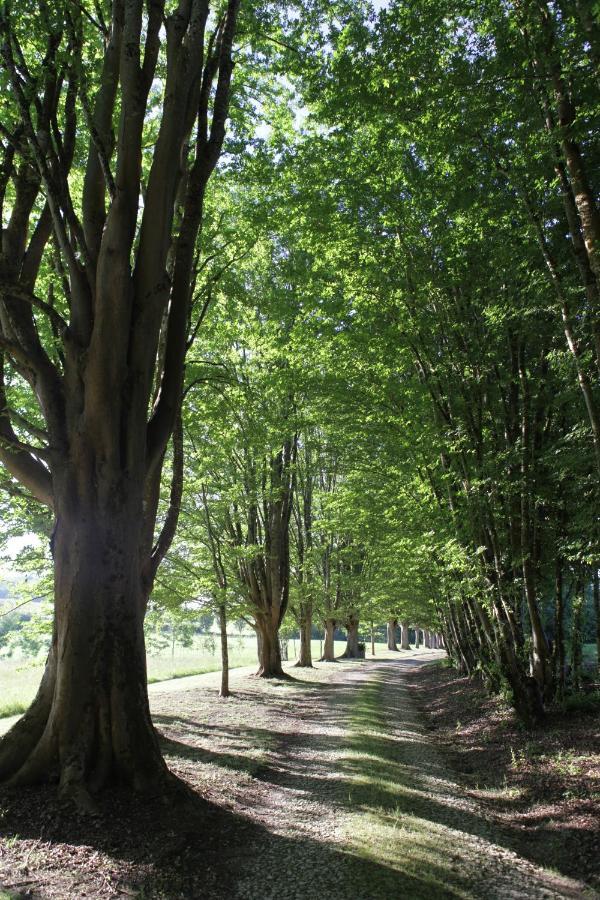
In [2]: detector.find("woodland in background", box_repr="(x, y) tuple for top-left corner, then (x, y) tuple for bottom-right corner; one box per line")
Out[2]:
(0, 0), (598, 803)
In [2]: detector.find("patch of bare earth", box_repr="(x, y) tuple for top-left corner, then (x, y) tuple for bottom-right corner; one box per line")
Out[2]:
(409, 663), (600, 894)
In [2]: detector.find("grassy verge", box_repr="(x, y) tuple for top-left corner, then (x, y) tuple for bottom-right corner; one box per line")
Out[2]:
(0, 640), (258, 719)
(412, 662), (600, 892)
(341, 676), (466, 898)
(0, 637), (356, 719)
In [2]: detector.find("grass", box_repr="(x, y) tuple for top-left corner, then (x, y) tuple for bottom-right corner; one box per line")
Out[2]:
(338, 668), (571, 898)
(0, 636), (354, 719)
(341, 676), (463, 898)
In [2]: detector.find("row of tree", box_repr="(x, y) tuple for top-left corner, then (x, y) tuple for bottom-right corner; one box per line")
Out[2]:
(0, 0), (598, 805)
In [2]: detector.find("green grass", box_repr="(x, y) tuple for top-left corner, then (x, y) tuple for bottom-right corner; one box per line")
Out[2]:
(0, 636), (359, 719)
(0, 635), (259, 718)
(340, 676), (463, 897)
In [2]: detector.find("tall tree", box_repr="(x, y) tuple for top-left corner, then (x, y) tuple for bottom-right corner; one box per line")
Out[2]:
(0, 0), (240, 803)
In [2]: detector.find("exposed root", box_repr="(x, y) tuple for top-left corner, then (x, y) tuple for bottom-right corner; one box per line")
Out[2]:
(60, 783), (101, 817)
(254, 667), (294, 680)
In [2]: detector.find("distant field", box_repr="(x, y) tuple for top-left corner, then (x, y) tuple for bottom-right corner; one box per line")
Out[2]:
(0, 636), (366, 719)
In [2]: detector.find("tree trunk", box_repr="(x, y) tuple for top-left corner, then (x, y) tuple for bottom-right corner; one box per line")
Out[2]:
(554, 558), (566, 698)
(594, 568), (600, 680)
(414, 628), (421, 648)
(219, 603), (229, 698)
(320, 618), (336, 661)
(572, 578), (584, 692)
(0, 502), (168, 805)
(256, 615), (286, 678)
(386, 618), (398, 651)
(341, 615), (360, 659)
(371, 621), (375, 656)
(400, 621), (410, 650)
(294, 604), (313, 668)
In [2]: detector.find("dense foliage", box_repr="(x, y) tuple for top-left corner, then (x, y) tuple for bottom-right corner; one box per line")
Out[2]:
(0, 0), (599, 801)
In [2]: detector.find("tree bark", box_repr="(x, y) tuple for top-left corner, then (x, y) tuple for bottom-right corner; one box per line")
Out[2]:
(387, 618), (398, 651)
(320, 618), (336, 661)
(594, 568), (600, 680)
(0, 497), (168, 805)
(572, 577), (584, 692)
(400, 621), (410, 650)
(219, 604), (229, 698)
(554, 557), (566, 698)
(295, 605), (313, 668)
(341, 614), (360, 659)
(256, 614), (286, 678)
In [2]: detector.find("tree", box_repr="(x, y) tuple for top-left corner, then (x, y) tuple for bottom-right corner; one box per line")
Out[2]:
(0, 0), (240, 803)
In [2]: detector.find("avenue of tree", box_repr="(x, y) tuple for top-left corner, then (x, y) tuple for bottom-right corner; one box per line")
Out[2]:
(0, 0), (598, 803)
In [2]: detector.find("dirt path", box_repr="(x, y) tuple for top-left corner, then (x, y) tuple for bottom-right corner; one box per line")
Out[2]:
(194, 654), (589, 900)
(0, 651), (595, 899)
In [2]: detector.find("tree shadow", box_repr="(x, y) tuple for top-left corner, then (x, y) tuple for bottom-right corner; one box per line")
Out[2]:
(0, 655), (587, 899)
(0, 780), (474, 900)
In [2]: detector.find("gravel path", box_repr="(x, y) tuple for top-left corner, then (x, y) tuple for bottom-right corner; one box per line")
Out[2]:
(218, 654), (592, 900)
(1, 651), (594, 899)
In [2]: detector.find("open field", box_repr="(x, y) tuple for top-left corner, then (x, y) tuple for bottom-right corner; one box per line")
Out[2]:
(0, 637), (369, 719)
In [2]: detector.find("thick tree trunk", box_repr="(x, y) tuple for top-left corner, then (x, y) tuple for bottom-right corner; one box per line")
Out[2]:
(387, 618), (398, 651)
(341, 615), (360, 659)
(294, 605), (313, 668)
(320, 618), (336, 661)
(219, 604), (229, 698)
(0, 503), (168, 805)
(256, 615), (286, 678)
(370, 621), (375, 656)
(414, 628), (421, 648)
(400, 621), (410, 650)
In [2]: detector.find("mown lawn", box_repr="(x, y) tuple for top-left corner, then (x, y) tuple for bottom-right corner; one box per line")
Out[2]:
(0, 636), (354, 718)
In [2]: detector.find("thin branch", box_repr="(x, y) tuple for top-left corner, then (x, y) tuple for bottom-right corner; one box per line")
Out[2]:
(0, 283), (68, 334)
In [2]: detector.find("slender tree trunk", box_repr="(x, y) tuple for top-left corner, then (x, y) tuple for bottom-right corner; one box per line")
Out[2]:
(295, 604), (313, 668)
(572, 578), (584, 692)
(320, 618), (336, 661)
(371, 621), (375, 656)
(387, 618), (398, 651)
(554, 558), (566, 698)
(219, 604), (229, 698)
(400, 621), (410, 650)
(341, 614), (360, 659)
(594, 568), (600, 679)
